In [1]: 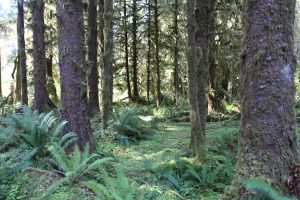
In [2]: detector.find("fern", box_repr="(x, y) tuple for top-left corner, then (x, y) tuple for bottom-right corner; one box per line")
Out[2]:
(107, 107), (154, 143)
(83, 168), (137, 200)
(243, 179), (297, 200)
(185, 163), (222, 187)
(0, 107), (76, 158)
(44, 143), (113, 198)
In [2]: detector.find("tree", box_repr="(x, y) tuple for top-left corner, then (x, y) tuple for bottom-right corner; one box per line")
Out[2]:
(154, 0), (161, 107)
(87, 0), (100, 116)
(17, 0), (28, 105)
(187, 0), (205, 160)
(195, 0), (209, 134)
(123, 0), (132, 100)
(222, 0), (299, 198)
(146, 0), (152, 102)
(56, 0), (92, 149)
(31, 0), (49, 113)
(101, 0), (114, 130)
(131, 0), (140, 101)
(173, 0), (180, 104)
(13, 56), (21, 102)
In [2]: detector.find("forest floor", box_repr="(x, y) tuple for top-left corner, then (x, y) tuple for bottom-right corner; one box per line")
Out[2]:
(109, 120), (240, 200)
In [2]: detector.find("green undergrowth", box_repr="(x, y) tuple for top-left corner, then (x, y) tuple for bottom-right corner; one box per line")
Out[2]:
(0, 106), (240, 200)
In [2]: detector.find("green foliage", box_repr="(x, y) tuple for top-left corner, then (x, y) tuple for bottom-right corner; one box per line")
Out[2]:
(107, 107), (155, 144)
(44, 143), (113, 198)
(243, 179), (297, 200)
(83, 168), (138, 200)
(0, 106), (77, 157)
(0, 146), (36, 198)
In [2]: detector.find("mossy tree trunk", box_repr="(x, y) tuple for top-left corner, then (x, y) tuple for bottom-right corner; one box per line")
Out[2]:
(56, 0), (92, 149)
(17, 0), (28, 105)
(154, 0), (161, 107)
(87, 0), (100, 116)
(195, 0), (209, 132)
(31, 0), (49, 113)
(173, 0), (180, 105)
(187, 0), (205, 160)
(146, 0), (152, 103)
(132, 0), (140, 102)
(14, 56), (21, 102)
(123, 0), (132, 101)
(222, 0), (299, 198)
(98, 0), (104, 109)
(101, 0), (114, 130)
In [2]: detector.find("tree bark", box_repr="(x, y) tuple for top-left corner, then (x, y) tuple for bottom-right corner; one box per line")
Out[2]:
(87, 0), (100, 116)
(98, 0), (104, 109)
(56, 0), (92, 149)
(123, 0), (132, 100)
(147, 0), (151, 103)
(101, 0), (114, 130)
(132, 0), (139, 101)
(17, 0), (28, 105)
(187, 0), (205, 161)
(14, 56), (21, 102)
(31, 0), (49, 113)
(154, 0), (161, 107)
(222, 0), (299, 199)
(173, 0), (180, 105)
(195, 0), (209, 131)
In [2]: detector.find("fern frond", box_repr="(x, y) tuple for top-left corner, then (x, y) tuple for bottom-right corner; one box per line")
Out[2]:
(243, 179), (295, 200)
(83, 157), (113, 174)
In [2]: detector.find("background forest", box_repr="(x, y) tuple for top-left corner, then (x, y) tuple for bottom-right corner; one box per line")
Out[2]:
(0, 0), (300, 199)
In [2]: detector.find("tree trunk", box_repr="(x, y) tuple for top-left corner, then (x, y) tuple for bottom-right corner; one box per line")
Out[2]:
(187, 0), (205, 160)
(101, 0), (114, 130)
(154, 0), (161, 107)
(222, 0), (299, 199)
(132, 0), (139, 101)
(31, 0), (49, 113)
(98, 0), (104, 109)
(56, 0), (92, 149)
(123, 0), (132, 100)
(17, 0), (28, 105)
(147, 0), (151, 103)
(195, 0), (209, 131)
(173, 0), (180, 105)
(87, 0), (100, 116)
(14, 56), (21, 102)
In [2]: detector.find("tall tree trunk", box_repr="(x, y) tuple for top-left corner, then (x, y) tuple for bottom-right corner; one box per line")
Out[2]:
(31, 0), (48, 113)
(101, 0), (114, 130)
(87, 0), (100, 116)
(147, 0), (151, 103)
(123, 0), (132, 100)
(132, 0), (139, 101)
(173, 0), (180, 105)
(154, 0), (161, 107)
(222, 0), (299, 199)
(14, 56), (21, 102)
(56, 0), (92, 149)
(17, 0), (28, 105)
(187, 0), (205, 160)
(98, 0), (104, 109)
(195, 0), (209, 131)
